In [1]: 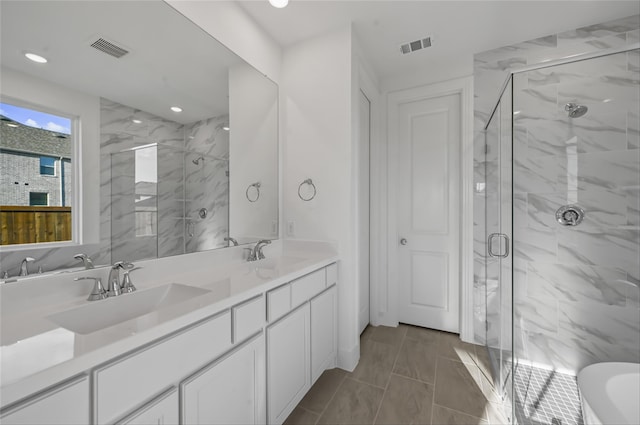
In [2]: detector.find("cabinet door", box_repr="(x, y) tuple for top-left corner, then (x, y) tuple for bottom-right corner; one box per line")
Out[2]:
(267, 303), (310, 425)
(181, 334), (266, 425)
(0, 375), (89, 425)
(117, 388), (178, 425)
(310, 285), (338, 384)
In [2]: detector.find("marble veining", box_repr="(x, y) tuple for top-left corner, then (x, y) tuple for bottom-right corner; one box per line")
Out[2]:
(474, 14), (640, 391)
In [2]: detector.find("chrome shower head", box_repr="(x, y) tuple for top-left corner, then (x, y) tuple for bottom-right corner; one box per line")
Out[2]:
(565, 103), (588, 118)
(192, 156), (204, 165)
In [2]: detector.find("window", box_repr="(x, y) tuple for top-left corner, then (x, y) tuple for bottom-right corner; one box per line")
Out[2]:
(29, 192), (48, 206)
(1, 100), (74, 245)
(40, 156), (55, 175)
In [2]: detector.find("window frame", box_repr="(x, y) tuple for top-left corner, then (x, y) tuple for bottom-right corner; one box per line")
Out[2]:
(29, 191), (49, 206)
(0, 95), (82, 250)
(39, 156), (56, 176)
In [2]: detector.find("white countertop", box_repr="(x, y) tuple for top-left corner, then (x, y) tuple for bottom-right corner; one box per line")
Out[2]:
(0, 240), (338, 407)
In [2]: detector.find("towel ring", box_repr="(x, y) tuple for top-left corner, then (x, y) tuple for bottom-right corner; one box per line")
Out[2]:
(298, 178), (316, 201)
(246, 182), (261, 202)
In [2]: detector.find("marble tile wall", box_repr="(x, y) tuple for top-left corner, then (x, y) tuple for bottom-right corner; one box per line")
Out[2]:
(184, 117), (230, 253)
(474, 14), (640, 374)
(101, 99), (185, 263)
(104, 102), (231, 261)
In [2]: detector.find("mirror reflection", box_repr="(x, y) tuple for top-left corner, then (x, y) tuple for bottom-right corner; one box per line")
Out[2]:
(0, 102), (73, 245)
(0, 0), (278, 273)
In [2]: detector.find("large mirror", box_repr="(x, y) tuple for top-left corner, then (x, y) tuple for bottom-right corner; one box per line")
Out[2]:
(0, 1), (278, 272)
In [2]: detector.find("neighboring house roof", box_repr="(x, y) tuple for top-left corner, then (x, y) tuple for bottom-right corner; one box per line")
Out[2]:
(0, 114), (72, 158)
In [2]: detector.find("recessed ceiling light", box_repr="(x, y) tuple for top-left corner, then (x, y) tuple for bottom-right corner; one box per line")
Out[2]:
(25, 52), (48, 63)
(170, 106), (183, 113)
(132, 119), (143, 124)
(269, 0), (288, 8)
(6, 123), (18, 128)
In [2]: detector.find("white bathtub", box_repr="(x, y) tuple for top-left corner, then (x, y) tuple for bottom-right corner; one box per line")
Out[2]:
(578, 362), (640, 425)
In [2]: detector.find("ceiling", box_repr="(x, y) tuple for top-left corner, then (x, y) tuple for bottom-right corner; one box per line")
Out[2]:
(0, 1), (246, 124)
(238, 0), (640, 80)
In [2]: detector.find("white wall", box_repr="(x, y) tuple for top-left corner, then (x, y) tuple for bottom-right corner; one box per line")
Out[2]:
(282, 26), (359, 370)
(381, 55), (473, 94)
(166, 1), (282, 83)
(229, 62), (279, 241)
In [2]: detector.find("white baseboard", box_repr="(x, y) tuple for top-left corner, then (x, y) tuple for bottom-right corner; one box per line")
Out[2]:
(337, 343), (360, 372)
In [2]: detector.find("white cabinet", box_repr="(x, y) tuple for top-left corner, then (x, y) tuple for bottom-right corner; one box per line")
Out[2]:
(0, 375), (89, 425)
(181, 334), (266, 425)
(232, 295), (265, 343)
(310, 286), (338, 384)
(94, 310), (231, 424)
(267, 304), (311, 425)
(1, 262), (337, 425)
(267, 283), (291, 322)
(117, 388), (178, 425)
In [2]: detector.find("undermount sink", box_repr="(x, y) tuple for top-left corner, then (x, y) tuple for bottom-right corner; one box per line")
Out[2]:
(47, 283), (210, 334)
(252, 256), (305, 271)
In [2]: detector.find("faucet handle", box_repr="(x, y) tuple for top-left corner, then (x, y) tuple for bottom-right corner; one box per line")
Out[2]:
(112, 261), (126, 269)
(121, 267), (141, 294)
(74, 254), (95, 269)
(256, 239), (272, 260)
(75, 277), (108, 301)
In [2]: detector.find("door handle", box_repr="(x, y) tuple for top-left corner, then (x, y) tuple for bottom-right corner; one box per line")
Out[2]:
(488, 233), (510, 258)
(400, 238), (408, 246)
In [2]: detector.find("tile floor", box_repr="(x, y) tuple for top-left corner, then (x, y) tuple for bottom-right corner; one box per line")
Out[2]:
(513, 363), (583, 425)
(284, 324), (510, 425)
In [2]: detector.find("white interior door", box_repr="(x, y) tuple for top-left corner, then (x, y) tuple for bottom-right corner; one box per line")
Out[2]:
(358, 90), (371, 335)
(397, 92), (461, 333)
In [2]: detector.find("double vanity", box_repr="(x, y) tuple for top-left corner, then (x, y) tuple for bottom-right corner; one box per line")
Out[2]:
(0, 241), (338, 425)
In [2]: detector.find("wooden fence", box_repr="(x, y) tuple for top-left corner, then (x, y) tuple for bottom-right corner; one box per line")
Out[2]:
(0, 206), (72, 245)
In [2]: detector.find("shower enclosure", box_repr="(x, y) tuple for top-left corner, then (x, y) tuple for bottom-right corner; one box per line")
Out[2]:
(110, 143), (229, 262)
(485, 45), (640, 425)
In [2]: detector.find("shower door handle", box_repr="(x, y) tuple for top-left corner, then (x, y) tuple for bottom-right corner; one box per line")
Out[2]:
(488, 233), (510, 258)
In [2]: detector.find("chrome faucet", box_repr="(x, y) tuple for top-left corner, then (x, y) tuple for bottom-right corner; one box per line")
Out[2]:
(74, 253), (95, 269)
(18, 257), (35, 276)
(121, 266), (140, 294)
(248, 239), (271, 261)
(75, 277), (108, 301)
(107, 261), (125, 297)
(224, 237), (239, 246)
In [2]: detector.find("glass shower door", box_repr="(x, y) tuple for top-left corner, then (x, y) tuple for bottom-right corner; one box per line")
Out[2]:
(485, 77), (514, 423)
(510, 48), (639, 425)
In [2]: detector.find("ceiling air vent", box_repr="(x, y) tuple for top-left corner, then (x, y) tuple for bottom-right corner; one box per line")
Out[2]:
(90, 37), (129, 59)
(400, 37), (432, 55)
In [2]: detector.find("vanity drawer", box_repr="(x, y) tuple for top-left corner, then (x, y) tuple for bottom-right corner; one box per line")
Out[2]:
(94, 310), (231, 424)
(267, 284), (291, 322)
(291, 269), (326, 308)
(326, 263), (338, 287)
(0, 375), (89, 425)
(232, 295), (265, 343)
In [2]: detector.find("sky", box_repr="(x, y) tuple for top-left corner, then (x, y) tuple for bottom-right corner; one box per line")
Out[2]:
(0, 102), (71, 134)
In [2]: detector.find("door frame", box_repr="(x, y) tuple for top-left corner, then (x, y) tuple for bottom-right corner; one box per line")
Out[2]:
(355, 60), (381, 336)
(381, 76), (474, 342)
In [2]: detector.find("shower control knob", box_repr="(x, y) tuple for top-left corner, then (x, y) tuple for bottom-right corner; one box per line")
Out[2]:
(556, 205), (585, 226)
(400, 238), (408, 245)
